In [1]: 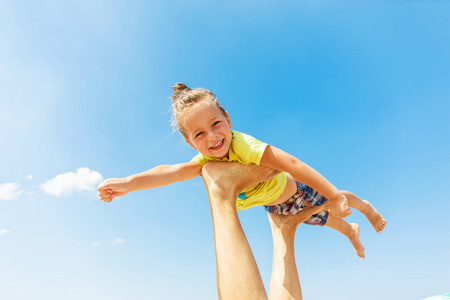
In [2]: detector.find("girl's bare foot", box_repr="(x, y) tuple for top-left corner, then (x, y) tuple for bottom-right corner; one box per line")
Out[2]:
(362, 200), (386, 233)
(348, 223), (365, 259)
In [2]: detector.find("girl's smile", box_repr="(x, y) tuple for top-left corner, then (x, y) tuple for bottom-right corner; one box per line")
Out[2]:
(183, 101), (232, 159)
(210, 139), (224, 149)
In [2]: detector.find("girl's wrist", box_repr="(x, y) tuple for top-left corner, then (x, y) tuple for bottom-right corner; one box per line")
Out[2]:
(124, 176), (134, 192)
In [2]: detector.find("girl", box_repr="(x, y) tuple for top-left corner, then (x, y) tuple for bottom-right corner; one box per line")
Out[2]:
(98, 83), (387, 299)
(98, 83), (386, 258)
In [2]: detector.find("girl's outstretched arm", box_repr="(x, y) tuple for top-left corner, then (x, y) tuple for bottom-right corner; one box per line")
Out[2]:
(260, 145), (351, 218)
(98, 161), (202, 202)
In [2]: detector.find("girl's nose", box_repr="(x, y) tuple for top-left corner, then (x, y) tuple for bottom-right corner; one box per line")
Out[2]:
(208, 130), (217, 141)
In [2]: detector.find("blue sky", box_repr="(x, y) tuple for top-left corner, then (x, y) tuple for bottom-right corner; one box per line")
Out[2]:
(1, 1), (449, 299)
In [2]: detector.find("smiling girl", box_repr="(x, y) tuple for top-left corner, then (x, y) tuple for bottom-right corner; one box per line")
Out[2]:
(98, 83), (386, 260)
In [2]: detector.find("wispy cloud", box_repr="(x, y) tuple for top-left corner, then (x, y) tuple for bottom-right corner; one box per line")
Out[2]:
(0, 183), (23, 200)
(0, 229), (10, 236)
(26, 175), (33, 180)
(93, 240), (105, 247)
(41, 168), (103, 197)
(111, 238), (126, 245)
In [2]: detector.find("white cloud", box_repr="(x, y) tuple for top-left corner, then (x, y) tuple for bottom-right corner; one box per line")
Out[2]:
(26, 175), (33, 180)
(0, 183), (23, 200)
(93, 240), (105, 247)
(0, 229), (10, 236)
(111, 238), (126, 245)
(41, 167), (103, 197)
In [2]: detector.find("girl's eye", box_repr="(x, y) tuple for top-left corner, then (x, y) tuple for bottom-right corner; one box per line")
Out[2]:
(213, 121), (221, 126)
(195, 132), (203, 139)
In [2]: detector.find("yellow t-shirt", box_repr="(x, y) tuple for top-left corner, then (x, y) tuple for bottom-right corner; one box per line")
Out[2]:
(191, 130), (287, 210)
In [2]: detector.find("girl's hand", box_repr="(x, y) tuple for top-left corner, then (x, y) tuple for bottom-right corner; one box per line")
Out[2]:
(97, 178), (130, 203)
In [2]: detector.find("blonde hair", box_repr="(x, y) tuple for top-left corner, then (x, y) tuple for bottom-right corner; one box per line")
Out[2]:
(170, 82), (227, 138)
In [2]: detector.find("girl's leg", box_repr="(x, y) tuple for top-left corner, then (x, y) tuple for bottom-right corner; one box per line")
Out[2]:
(202, 162), (277, 300)
(340, 190), (386, 233)
(325, 214), (365, 259)
(268, 204), (330, 300)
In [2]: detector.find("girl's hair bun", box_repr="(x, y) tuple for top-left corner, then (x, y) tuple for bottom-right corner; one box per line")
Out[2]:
(172, 82), (192, 102)
(173, 82), (191, 92)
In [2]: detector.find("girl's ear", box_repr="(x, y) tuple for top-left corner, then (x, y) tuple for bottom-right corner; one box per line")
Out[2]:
(225, 111), (232, 128)
(185, 138), (197, 150)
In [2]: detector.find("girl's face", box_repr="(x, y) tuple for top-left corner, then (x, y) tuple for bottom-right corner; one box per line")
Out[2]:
(183, 100), (232, 159)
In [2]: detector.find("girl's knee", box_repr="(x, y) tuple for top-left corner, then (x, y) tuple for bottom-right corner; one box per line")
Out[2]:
(340, 190), (354, 196)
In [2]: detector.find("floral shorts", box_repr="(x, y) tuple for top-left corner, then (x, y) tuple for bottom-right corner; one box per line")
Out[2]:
(263, 181), (329, 226)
